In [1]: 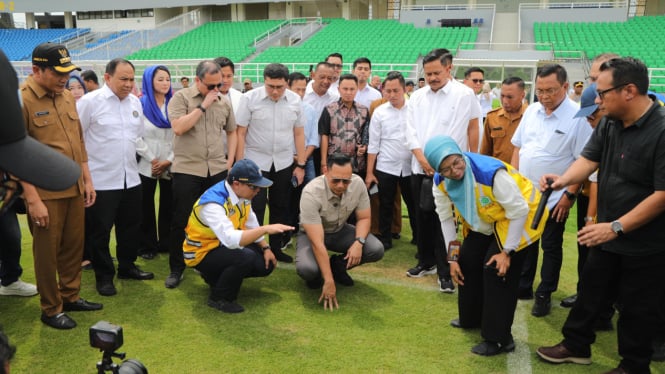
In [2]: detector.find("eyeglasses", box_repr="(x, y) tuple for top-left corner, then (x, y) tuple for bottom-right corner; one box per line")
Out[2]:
(330, 178), (352, 185)
(329, 64), (343, 70)
(1, 175), (23, 216)
(438, 157), (465, 177)
(535, 86), (562, 97)
(245, 183), (260, 191)
(205, 83), (223, 90)
(596, 83), (629, 100)
(470, 79), (484, 84)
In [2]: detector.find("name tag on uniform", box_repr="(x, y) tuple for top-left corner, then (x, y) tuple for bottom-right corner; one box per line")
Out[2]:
(35, 111), (49, 117)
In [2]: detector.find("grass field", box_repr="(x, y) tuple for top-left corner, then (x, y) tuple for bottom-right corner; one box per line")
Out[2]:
(2, 209), (665, 373)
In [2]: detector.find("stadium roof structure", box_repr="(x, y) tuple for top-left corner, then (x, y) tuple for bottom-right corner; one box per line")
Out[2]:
(9, 0), (304, 13)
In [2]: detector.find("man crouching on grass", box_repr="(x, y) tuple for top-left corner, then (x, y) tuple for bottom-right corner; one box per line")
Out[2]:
(296, 153), (384, 311)
(182, 159), (294, 313)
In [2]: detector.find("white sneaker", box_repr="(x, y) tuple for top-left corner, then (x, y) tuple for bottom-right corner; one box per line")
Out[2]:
(0, 279), (38, 296)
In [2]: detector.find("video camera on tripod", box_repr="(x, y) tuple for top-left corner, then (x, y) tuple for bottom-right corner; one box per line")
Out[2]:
(90, 321), (148, 374)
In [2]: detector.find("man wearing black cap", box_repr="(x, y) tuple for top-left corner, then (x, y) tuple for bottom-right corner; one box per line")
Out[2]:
(182, 159), (294, 313)
(19, 42), (102, 329)
(0, 48), (80, 308)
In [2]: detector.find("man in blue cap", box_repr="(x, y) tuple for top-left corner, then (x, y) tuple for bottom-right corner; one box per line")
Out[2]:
(182, 159), (295, 313)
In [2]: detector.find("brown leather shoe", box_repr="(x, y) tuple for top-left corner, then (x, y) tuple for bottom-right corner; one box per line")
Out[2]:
(536, 343), (591, 365)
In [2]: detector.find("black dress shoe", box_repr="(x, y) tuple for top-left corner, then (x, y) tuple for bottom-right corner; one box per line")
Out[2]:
(140, 251), (157, 260)
(96, 281), (117, 296)
(305, 277), (324, 289)
(63, 298), (103, 312)
(165, 272), (183, 289)
(330, 255), (354, 286)
(41, 312), (76, 329)
(471, 339), (515, 356)
(117, 266), (154, 280)
(531, 295), (552, 317)
(207, 298), (244, 313)
(560, 294), (577, 308)
(272, 249), (293, 263)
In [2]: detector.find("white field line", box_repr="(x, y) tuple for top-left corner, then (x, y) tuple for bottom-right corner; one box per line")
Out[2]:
(277, 263), (533, 374)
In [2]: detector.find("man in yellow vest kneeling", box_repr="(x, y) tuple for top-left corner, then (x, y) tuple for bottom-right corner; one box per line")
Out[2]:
(182, 159), (295, 313)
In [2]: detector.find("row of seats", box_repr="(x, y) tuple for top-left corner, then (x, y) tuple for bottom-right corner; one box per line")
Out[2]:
(126, 20), (283, 62)
(0, 28), (90, 61)
(252, 18), (477, 77)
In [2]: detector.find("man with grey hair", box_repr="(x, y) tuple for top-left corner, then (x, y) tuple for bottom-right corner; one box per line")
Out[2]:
(165, 60), (237, 288)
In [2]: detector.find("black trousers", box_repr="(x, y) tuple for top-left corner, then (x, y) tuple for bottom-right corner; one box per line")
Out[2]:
(250, 164), (293, 250)
(140, 175), (173, 253)
(195, 243), (274, 302)
(575, 194), (590, 291)
(562, 246), (665, 374)
(0, 210), (23, 286)
(457, 231), (531, 345)
(519, 211), (567, 297)
(410, 174), (448, 278)
(86, 185), (142, 282)
(169, 172), (226, 274)
(375, 170), (416, 246)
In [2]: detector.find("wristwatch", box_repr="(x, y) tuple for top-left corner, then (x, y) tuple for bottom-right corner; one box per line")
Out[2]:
(504, 249), (516, 257)
(563, 190), (577, 202)
(584, 216), (595, 223)
(261, 245), (272, 252)
(295, 163), (306, 169)
(355, 237), (366, 246)
(197, 104), (206, 113)
(610, 220), (624, 237)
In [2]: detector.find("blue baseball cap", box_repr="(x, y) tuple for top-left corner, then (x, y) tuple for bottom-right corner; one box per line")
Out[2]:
(574, 83), (599, 118)
(228, 159), (272, 188)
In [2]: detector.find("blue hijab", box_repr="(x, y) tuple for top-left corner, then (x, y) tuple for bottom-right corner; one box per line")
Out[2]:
(66, 75), (87, 93)
(141, 65), (172, 129)
(424, 135), (480, 230)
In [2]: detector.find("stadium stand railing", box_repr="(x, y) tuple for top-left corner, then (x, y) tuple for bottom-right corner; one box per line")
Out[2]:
(0, 28), (90, 61)
(72, 8), (208, 61)
(126, 19), (283, 63)
(533, 15), (665, 91)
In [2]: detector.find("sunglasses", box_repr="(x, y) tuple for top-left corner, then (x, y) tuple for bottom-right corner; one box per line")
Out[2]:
(470, 79), (484, 84)
(1, 175), (23, 216)
(329, 64), (343, 69)
(245, 183), (260, 191)
(331, 178), (352, 185)
(205, 83), (223, 90)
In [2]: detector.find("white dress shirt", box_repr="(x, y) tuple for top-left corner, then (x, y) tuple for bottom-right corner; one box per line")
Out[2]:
(404, 79), (481, 174)
(303, 89), (339, 123)
(235, 87), (305, 172)
(355, 84), (382, 109)
(199, 181), (262, 249)
(306, 79), (339, 97)
(78, 85), (143, 190)
(511, 97), (592, 209)
(368, 101), (411, 177)
(135, 105), (174, 180)
(225, 87), (243, 116)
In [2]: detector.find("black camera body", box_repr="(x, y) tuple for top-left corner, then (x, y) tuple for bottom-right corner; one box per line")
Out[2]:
(90, 321), (147, 374)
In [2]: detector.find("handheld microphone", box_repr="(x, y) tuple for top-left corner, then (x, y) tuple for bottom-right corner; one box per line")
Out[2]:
(531, 178), (553, 230)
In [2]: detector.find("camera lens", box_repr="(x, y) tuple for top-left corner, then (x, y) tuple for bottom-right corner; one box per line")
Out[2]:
(118, 359), (148, 374)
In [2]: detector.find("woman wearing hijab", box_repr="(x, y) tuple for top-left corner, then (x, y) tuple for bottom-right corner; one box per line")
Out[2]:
(424, 135), (546, 356)
(66, 75), (87, 101)
(135, 65), (174, 260)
